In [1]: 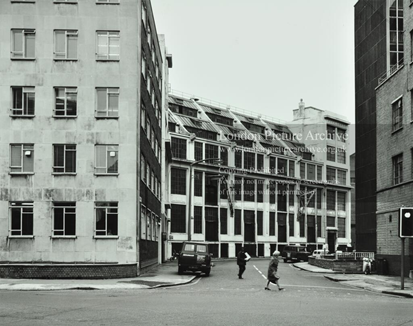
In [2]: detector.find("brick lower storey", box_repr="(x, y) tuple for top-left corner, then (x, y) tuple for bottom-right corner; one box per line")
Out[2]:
(0, 263), (138, 279)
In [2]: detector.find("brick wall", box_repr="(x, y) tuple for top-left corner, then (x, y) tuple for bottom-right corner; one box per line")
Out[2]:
(308, 257), (363, 273)
(0, 263), (137, 279)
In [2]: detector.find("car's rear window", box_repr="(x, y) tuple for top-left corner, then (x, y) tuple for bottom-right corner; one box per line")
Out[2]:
(184, 244), (195, 251)
(197, 245), (207, 253)
(298, 247), (307, 252)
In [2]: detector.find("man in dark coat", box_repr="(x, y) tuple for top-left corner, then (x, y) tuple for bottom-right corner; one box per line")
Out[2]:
(237, 247), (247, 279)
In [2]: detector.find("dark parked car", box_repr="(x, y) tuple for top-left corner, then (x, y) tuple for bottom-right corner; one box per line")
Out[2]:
(177, 242), (212, 276)
(281, 245), (311, 263)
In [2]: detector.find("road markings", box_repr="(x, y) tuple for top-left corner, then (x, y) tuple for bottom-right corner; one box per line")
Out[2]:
(253, 265), (364, 292)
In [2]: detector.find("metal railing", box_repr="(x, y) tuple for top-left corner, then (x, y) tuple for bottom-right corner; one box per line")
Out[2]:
(169, 89), (287, 124)
(377, 59), (404, 86)
(335, 252), (375, 260)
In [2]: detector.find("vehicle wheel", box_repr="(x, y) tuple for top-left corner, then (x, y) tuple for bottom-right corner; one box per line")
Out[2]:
(204, 269), (211, 277)
(284, 259), (288, 263)
(178, 267), (184, 275)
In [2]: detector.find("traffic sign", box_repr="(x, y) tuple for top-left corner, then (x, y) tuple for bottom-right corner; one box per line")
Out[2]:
(399, 207), (413, 238)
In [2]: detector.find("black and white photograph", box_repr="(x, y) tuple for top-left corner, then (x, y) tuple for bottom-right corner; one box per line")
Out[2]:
(0, 0), (413, 325)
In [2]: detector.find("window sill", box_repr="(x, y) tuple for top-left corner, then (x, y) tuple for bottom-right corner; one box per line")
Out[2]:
(52, 173), (77, 176)
(51, 236), (77, 239)
(93, 236), (119, 239)
(94, 173), (119, 176)
(10, 57), (36, 61)
(9, 172), (34, 176)
(53, 58), (78, 62)
(54, 1), (78, 3)
(96, 2), (120, 4)
(96, 59), (120, 62)
(11, 1), (36, 2)
(8, 236), (34, 239)
(95, 116), (119, 119)
(391, 127), (403, 135)
(10, 115), (35, 118)
(53, 115), (77, 119)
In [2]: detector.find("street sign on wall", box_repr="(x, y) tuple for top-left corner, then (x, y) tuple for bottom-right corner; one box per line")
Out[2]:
(399, 207), (413, 238)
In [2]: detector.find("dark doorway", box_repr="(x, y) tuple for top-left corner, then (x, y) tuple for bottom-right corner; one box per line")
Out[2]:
(244, 244), (256, 257)
(209, 244), (219, 258)
(328, 232), (336, 253)
(244, 210), (255, 243)
(307, 215), (316, 243)
(258, 244), (264, 257)
(205, 207), (218, 241)
(220, 243), (228, 258)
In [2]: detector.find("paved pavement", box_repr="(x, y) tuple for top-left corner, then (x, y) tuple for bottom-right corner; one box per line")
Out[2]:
(0, 261), (195, 291)
(0, 260), (412, 298)
(293, 262), (413, 298)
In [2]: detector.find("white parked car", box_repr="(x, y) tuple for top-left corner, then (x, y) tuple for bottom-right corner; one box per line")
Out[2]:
(312, 249), (329, 258)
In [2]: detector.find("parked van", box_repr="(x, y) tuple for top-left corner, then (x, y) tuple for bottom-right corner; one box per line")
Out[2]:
(312, 249), (329, 258)
(281, 245), (311, 263)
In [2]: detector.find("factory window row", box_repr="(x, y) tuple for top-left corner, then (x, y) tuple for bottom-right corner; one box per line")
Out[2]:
(140, 154), (162, 201)
(9, 143), (118, 175)
(9, 201), (118, 238)
(140, 204), (159, 241)
(141, 105), (162, 163)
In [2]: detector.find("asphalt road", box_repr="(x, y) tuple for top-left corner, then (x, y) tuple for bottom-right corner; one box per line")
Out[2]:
(1, 259), (412, 326)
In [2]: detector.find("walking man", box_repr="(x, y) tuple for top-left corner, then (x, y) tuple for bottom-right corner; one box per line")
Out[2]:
(237, 247), (247, 279)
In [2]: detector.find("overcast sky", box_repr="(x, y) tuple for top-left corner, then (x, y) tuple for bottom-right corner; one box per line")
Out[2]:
(152, 0), (358, 152)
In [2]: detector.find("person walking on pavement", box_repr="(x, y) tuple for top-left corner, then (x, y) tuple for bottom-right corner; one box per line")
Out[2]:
(237, 247), (247, 279)
(265, 251), (284, 291)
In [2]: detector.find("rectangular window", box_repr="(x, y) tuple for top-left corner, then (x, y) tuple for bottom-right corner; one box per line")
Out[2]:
(337, 192), (346, 211)
(96, 31), (120, 60)
(54, 30), (77, 60)
(142, 2), (147, 27)
(141, 154), (146, 183)
(337, 170), (347, 184)
(338, 218), (346, 238)
(95, 145), (118, 174)
(327, 146), (335, 161)
(220, 147), (228, 166)
(257, 210), (263, 236)
(54, 87), (77, 116)
(277, 158), (287, 176)
(235, 150), (242, 168)
(327, 167), (336, 183)
(10, 202), (33, 236)
(140, 204), (146, 239)
(234, 177), (242, 201)
(269, 212), (275, 236)
(317, 166), (322, 180)
(205, 144), (219, 162)
(269, 182), (276, 204)
(10, 144), (34, 173)
(393, 153), (403, 185)
(307, 164), (315, 180)
(327, 190), (335, 210)
(243, 178), (255, 202)
(244, 152), (255, 170)
(53, 202), (76, 236)
(11, 29), (35, 59)
(11, 86), (35, 116)
(95, 202), (118, 236)
(96, 87), (119, 117)
(220, 208), (227, 234)
(257, 179), (264, 203)
(194, 171), (202, 197)
(53, 144), (76, 173)
(337, 147), (346, 164)
(392, 98), (403, 132)
(289, 214), (294, 237)
(300, 162), (305, 179)
(171, 137), (187, 159)
(193, 142), (202, 161)
(234, 209), (241, 235)
(194, 206), (202, 234)
(171, 168), (186, 195)
(327, 125), (335, 140)
(141, 105), (146, 132)
(141, 52), (146, 79)
(257, 154), (264, 171)
(171, 204), (186, 233)
(289, 160), (295, 177)
(277, 184), (287, 211)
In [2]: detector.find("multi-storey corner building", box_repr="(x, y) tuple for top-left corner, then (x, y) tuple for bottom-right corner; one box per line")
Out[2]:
(354, 0), (387, 252)
(0, 0), (168, 278)
(165, 94), (352, 258)
(369, 0), (413, 275)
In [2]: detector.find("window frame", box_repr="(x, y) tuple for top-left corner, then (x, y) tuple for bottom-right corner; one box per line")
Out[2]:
(392, 153), (403, 185)
(95, 145), (119, 175)
(96, 31), (120, 61)
(392, 97), (403, 132)
(52, 202), (76, 237)
(96, 0), (120, 4)
(94, 202), (118, 238)
(95, 87), (119, 118)
(54, 30), (78, 60)
(11, 29), (35, 60)
(11, 86), (35, 117)
(10, 144), (34, 174)
(53, 144), (76, 174)
(9, 201), (34, 237)
(54, 87), (77, 117)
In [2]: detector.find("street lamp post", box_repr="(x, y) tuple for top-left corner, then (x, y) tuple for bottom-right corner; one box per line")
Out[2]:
(187, 157), (222, 241)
